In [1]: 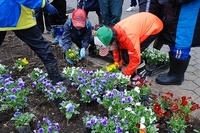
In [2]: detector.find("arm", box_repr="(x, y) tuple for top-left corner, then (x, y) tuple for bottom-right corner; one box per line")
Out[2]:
(122, 36), (141, 76)
(61, 21), (73, 52)
(81, 20), (92, 49)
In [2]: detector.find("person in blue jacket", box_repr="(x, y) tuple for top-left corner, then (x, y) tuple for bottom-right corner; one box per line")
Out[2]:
(155, 0), (200, 85)
(61, 9), (94, 64)
(0, 0), (65, 85)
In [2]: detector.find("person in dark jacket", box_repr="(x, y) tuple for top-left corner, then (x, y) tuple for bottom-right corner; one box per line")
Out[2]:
(61, 9), (94, 64)
(77, 0), (102, 25)
(139, 0), (166, 50)
(49, 0), (67, 45)
(155, 0), (200, 85)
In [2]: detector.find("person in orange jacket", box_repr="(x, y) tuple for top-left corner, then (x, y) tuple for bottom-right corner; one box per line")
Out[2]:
(93, 12), (163, 83)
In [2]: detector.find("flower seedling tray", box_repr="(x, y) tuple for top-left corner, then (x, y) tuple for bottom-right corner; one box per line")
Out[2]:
(146, 63), (169, 76)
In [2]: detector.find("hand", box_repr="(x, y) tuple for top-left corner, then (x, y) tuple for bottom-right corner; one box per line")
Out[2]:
(66, 59), (73, 65)
(80, 48), (86, 59)
(44, 2), (58, 15)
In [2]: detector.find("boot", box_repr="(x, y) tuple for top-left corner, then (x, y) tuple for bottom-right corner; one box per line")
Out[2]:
(156, 56), (190, 85)
(45, 62), (66, 85)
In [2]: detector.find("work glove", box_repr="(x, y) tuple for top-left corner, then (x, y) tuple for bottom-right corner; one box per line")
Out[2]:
(80, 47), (86, 59)
(44, 2), (58, 15)
(66, 59), (73, 65)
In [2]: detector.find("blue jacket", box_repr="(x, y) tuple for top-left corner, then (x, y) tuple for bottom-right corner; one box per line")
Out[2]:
(61, 18), (93, 51)
(0, 0), (46, 31)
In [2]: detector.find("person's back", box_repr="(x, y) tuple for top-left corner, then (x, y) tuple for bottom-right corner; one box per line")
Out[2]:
(114, 12), (163, 44)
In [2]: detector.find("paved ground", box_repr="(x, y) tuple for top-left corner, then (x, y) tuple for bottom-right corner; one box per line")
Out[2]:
(44, 0), (200, 117)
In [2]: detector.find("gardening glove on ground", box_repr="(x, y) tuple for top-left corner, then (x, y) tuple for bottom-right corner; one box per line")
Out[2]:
(80, 47), (86, 59)
(130, 60), (147, 85)
(66, 59), (73, 65)
(44, 2), (58, 15)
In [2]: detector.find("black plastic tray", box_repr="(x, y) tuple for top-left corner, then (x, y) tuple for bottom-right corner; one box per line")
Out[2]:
(146, 63), (169, 76)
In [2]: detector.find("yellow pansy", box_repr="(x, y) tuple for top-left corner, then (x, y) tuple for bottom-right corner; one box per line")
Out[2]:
(22, 58), (29, 65)
(69, 53), (75, 57)
(18, 65), (24, 71)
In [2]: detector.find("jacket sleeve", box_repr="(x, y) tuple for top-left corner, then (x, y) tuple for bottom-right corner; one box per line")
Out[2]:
(17, 0), (46, 9)
(81, 20), (92, 49)
(113, 48), (123, 68)
(122, 36), (141, 76)
(61, 21), (73, 52)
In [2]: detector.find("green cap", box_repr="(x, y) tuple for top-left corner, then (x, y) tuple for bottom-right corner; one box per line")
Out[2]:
(95, 26), (113, 47)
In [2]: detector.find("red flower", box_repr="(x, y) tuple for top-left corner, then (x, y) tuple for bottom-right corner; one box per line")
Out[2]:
(171, 104), (179, 112)
(136, 123), (140, 128)
(181, 100), (188, 106)
(190, 104), (199, 111)
(165, 92), (173, 97)
(165, 110), (171, 117)
(185, 115), (190, 122)
(154, 104), (161, 113)
(181, 96), (187, 101)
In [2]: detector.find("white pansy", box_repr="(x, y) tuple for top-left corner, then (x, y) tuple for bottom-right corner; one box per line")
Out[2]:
(140, 116), (145, 124)
(135, 102), (141, 106)
(134, 86), (140, 93)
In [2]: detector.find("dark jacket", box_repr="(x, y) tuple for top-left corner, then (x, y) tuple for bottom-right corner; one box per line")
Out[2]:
(77, 0), (100, 11)
(159, 0), (200, 47)
(61, 18), (93, 51)
(50, 0), (66, 25)
(139, 0), (166, 20)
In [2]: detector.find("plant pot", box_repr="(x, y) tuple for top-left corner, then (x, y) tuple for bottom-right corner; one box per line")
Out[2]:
(145, 63), (169, 76)
(83, 125), (92, 133)
(140, 94), (149, 105)
(117, 86), (127, 92)
(16, 124), (30, 133)
(167, 127), (175, 133)
(52, 98), (62, 106)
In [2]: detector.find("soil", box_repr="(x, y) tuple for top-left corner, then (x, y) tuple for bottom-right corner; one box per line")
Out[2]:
(0, 31), (200, 133)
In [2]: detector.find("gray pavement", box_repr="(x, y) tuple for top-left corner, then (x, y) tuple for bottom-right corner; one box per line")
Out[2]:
(44, 0), (200, 117)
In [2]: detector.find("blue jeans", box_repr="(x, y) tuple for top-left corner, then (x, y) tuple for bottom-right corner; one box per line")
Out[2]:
(0, 25), (57, 66)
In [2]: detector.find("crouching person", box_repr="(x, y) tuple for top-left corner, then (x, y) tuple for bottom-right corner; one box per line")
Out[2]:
(61, 9), (95, 64)
(93, 12), (163, 85)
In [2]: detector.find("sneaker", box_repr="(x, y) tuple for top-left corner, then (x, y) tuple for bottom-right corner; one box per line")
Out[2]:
(126, 6), (136, 12)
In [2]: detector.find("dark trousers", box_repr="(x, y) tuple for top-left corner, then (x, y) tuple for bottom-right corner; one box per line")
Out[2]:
(130, 0), (137, 7)
(0, 26), (57, 66)
(121, 34), (159, 64)
(71, 34), (94, 49)
(35, 8), (52, 33)
(98, 0), (124, 26)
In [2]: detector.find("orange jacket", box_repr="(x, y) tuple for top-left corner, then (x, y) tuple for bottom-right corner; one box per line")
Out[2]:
(113, 12), (163, 76)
